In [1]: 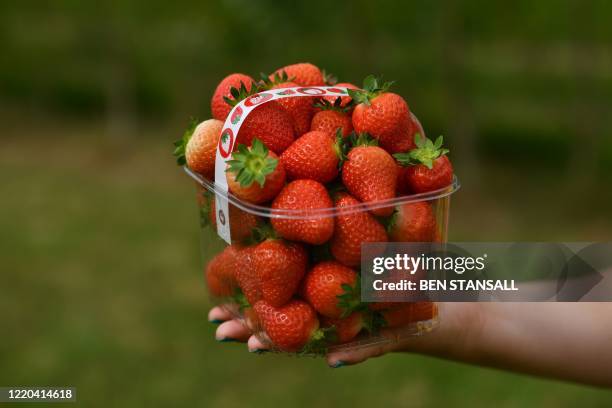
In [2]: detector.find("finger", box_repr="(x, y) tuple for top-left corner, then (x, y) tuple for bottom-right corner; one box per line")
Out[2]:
(208, 306), (234, 324)
(326, 331), (401, 367)
(215, 320), (251, 342)
(247, 335), (270, 353)
(326, 341), (398, 367)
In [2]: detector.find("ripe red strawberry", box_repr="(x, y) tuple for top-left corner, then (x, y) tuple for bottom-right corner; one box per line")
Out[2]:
(394, 134), (454, 193)
(220, 80), (295, 154)
(379, 302), (437, 328)
(211, 73), (255, 121)
(388, 201), (437, 242)
(310, 98), (353, 138)
(341, 135), (398, 216)
(226, 139), (286, 204)
(374, 110), (425, 154)
(271, 180), (335, 245)
(302, 261), (359, 318)
(236, 101), (295, 154)
(205, 245), (243, 297)
(208, 200), (259, 242)
(330, 193), (388, 266)
(321, 82), (358, 109)
(311, 110), (353, 138)
(274, 83), (314, 136)
(234, 264), (259, 308)
(407, 154), (453, 193)
(173, 119), (223, 179)
(254, 299), (322, 352)
(272, 62), (324, 86)
(236, 238), (308, 307)
(280, 131), (343, 183)
(392, 116), (428, 188)
(377, 116), (417, 154)
(266, 72), (315, 136)
(350, 76), (414, 154)
(321, 311), (367, 343)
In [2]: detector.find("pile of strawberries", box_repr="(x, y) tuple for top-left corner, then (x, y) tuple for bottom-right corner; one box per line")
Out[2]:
(175, 62), (455, 353)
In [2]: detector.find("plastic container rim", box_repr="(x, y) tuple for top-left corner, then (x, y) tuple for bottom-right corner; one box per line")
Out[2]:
(185, 166), (460, 220)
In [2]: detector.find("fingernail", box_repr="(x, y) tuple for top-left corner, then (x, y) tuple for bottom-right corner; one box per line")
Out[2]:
(209, 319), (223, 325)
(217, 337), (238, 343)
(330, 360), (346, 368)
(249, 348), (268, 354)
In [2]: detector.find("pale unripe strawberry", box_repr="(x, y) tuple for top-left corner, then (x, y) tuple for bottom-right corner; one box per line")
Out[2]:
(173, 119), (223, 180)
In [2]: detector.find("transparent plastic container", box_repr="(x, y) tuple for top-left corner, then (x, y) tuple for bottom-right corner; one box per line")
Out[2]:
(186, 166), (460, 355)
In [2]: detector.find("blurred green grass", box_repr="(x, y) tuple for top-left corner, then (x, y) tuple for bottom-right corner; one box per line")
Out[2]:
(1, 1), (612, 405)
(1, 124), (611, 407)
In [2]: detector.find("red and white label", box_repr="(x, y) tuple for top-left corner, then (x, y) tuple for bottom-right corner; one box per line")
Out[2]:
(214, 86), (351, 243)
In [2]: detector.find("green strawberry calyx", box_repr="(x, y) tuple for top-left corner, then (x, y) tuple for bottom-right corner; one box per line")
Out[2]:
(223, 80), (262, 107)
(313, 96), (351, 112)
(336, 280), (363, 318)
(299, 326), (335, 356)
(173, 118), (198, 165)
(258, 70), (295, 90)
(333, 129), (350, 167)
(226, 138), (278, 188)
(378, 208), (399, 233)
(394, 134), (449, 170)
(307, 309), (382, 355)
(347, 75), (394, 106)
(247, 222), (278, 244)
(347, 309), (380, 334)
(232, 289), (251, 312)
(349, 132), (379, 148)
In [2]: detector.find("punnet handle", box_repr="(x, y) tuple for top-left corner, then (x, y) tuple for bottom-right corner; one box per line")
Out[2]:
(214, 86), (351, 243)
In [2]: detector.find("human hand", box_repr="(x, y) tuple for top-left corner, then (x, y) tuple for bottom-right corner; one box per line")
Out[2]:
(208, 302), (484, 367)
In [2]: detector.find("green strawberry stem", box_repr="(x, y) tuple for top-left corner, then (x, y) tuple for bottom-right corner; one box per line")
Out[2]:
(172, 118), (198, 165)
(259, 71), (293, 89)
(313, 97), (351, 112)
(226, 138), (278, 188)
(247, 221), (277, 244)
(350, 132), (378, 148)
(333, 129), (349, 167)
(223, 80), (261, 107)
(378, 209), (398, 233)
(347, 75), (394, 106)
(299, 327), (335, 356)
(393, 134), (449, 169)
(232, 289), (251, 312)
(337, 276), (363, 318)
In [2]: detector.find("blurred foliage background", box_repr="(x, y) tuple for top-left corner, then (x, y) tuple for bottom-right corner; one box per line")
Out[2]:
(1, 0), (611, 407)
